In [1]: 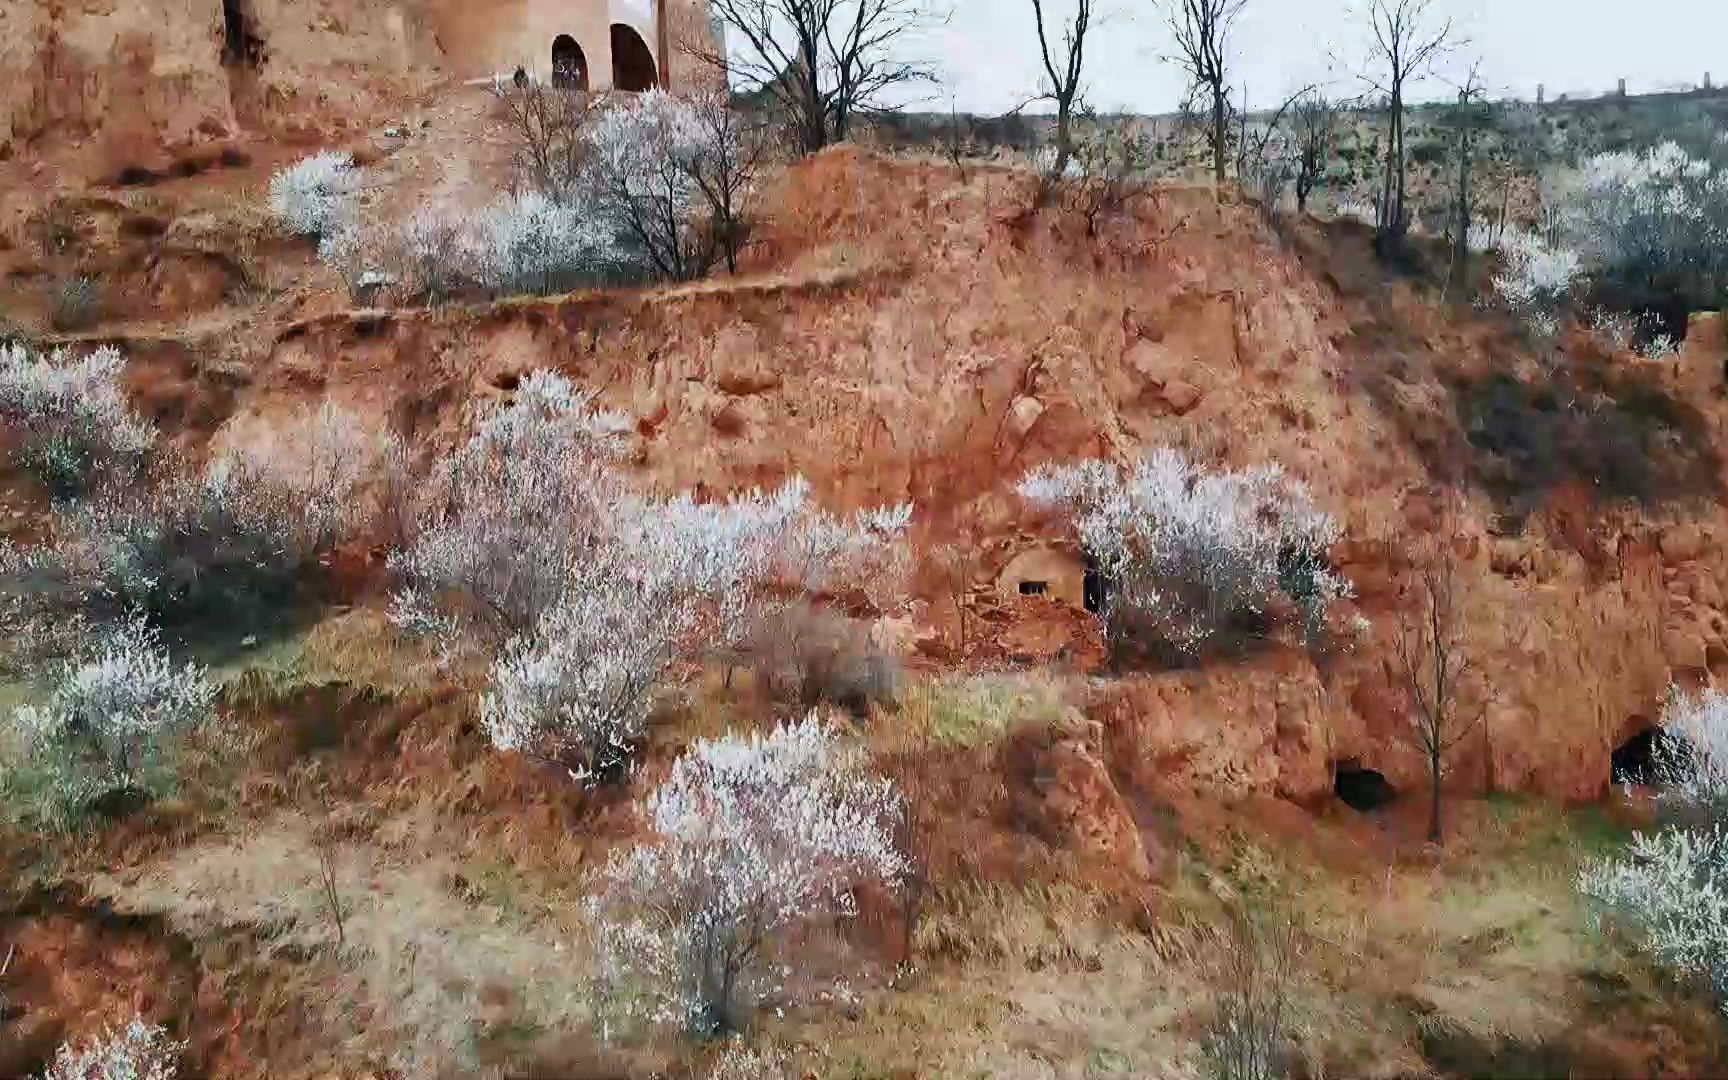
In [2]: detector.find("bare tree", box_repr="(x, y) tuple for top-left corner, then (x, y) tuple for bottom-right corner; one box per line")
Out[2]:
(1291, 91), (1336, 214)
(1163, 0), (1248, 189)
(1391, 541), (1483, 845)
(1446, 63), (1489, 295)
(930, 542), (981, 653)
(692, 0), (940, 156)
(686, 92), (770, 275)
(1029, 0), (1095, 182)
(1355, 0), (1455, 254)
(489, 76), (597, 199)
(939, 97), (973, 183)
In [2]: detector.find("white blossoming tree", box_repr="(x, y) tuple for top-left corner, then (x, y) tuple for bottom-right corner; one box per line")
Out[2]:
(391, 370), (634, 648)
(481, 552), (697, 783)
(1018, 448), (1347, 656)
(590, 715), (905, 1035)
(269, 151), (361, 239)
(1579, 825), (1728, 1010)
(1580, 687), (1728, 1012)
(583, 91), (764, 282)
(1491, 231), (1582, 336)
(1, 615), (215, 829)
(40, 1018), (185, 1080)
(0, 343), (156, 497)
(584, 91), (714, 281)
(393, 369), (913, 778)
(1494, 143), (1728, 343)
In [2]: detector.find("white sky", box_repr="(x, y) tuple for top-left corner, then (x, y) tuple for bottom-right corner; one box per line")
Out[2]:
(894, 0), (1728, 114)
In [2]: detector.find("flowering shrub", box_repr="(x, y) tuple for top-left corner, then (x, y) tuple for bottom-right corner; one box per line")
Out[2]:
(391, 370), (633, 646)
(90, 403), (381, 626)
(1564, 143), (1728, 298)
(0, 401), (388, 636)
(1492, 231), (1582, 319)
(1579, 687), (1728, 1012)
(269, 151), (360, 238)
(395, 371), (912, 776)
(481, 554), (695, 782)
(1018, 449), (1347, 654)
(1646, 687), (1728, 811)
(40, 1018), (185, 1080)
(1578, 825), (1728, 1010)
(460, 191), (624, 295)
(2, 615), (214, 829)
(590, 715), (904, 1034)
(0, 344), (155, 497)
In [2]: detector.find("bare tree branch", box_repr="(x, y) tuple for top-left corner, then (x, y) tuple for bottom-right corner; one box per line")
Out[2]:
(1029, 0), (1094, 183)
(689, 0), (943, 155)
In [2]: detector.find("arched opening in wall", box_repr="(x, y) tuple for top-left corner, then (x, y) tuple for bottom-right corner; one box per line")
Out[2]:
(610, 25), (658, 91)
(1334, 759), (1397, 812)
(552, 35), (590, 90)
(222, 0), (265, 67)
(1083, 560), (1105, 614)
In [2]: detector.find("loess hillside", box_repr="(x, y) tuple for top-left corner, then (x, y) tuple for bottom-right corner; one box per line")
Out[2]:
(1, 50), (1728, 1080)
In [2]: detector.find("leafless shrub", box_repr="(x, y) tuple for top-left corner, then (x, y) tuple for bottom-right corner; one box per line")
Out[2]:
(929, 543), (983, 652)
(1201, 907), (1299, 1080)
(1060, 118), (1155, 236)
(489, 75), (599, 199)
(310, 812), (347, 948)
(50, 276), (101, 332)
(746, 602), (900, 715)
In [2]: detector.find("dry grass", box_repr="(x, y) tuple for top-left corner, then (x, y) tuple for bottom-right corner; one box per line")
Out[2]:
(89, 812), (600, 1077)
(737, 795), (1702, 1080)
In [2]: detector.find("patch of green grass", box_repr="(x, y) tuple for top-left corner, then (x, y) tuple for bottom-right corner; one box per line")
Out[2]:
(898, 671), (1072, 749)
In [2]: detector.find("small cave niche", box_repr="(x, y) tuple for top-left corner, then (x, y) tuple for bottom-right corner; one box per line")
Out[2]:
(1334, 759), (1397, 812)
(1612, 727), (1660, 786)
(222, 0), (266, 68)
(1612, 725), (1690, 788)
(1018, 580), (1049, 597)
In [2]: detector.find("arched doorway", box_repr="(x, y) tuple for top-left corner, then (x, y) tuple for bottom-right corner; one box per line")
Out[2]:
(610, 24), (657, 91)
(552, 35), (589, 90)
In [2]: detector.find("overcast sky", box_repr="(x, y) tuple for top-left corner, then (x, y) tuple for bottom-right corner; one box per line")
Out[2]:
(896, 0), (1728, 114)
